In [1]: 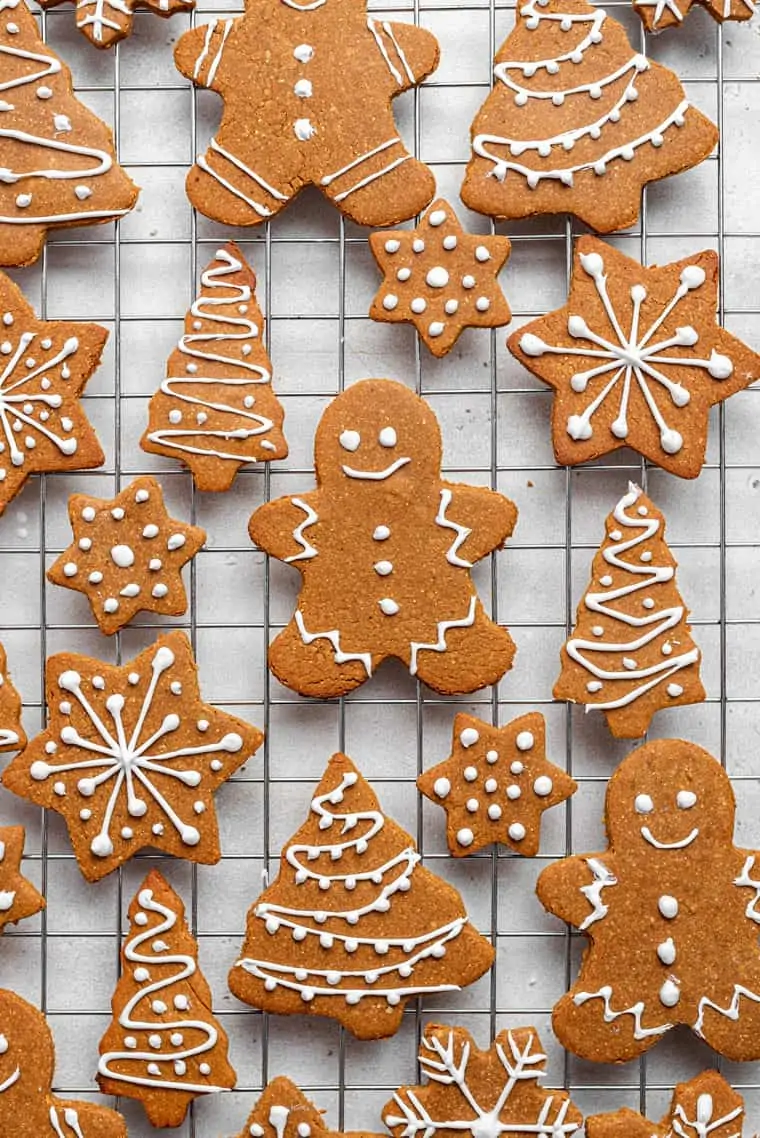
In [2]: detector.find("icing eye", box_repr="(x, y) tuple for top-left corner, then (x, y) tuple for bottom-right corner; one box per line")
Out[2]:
(676, 790), (697, 810)
(378, 427), (397, 448)
(634, 793), (654, 814)
(0, 1035), (7, 1054)
(339, 430), (360, 452)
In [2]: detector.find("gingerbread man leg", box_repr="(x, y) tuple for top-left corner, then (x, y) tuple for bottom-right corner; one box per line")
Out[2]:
(695, 983), (760, 1061)
(319, 136), (435, 227)
(409, 603), (516, 695)
(186, 133), (296, 228)
(552, 991), (668, 1064)
(268, 619), (373, 699)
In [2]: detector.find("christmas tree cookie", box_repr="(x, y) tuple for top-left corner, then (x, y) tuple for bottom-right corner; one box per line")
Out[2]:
(555, 484), (704, 739)
(229, 1076), (385, 1138)
(0, 642), (25, 753)
(508, 239), (760, 478)
(141, 244), (288, 491)
(229, 753), (495, 1040)
(98, 869), (236, 1128)
(587, 1070), (745, 1138)
(537, 739), (760, 1063)
(3, 632), (264, 882)
(0, 0), (138, 267)
(460, 0), (718, 234)
(0, 826), (44, 934)
(249, 379), (518, 698)
(39, 0), (194, 48)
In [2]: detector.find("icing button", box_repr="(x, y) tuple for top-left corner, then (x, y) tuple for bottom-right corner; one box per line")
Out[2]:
(658, 894), (678, 919)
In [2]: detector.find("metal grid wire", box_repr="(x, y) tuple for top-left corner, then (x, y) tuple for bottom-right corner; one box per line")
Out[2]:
(1, 0), (759, 1133)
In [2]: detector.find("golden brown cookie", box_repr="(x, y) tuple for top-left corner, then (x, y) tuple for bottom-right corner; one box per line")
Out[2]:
(508, 238), (760, 478)
(634, 0), (753, 33)
(0, 826), (44, 934)
(460, 0), (718, 234)
(229, 753), (495, 1040)
(2, 631), (264, 882)
(537, 739), (760, 1064)
(0, 642), (25, 753)
(554, 483), (704, 739)
(97, 868), (236, 1128)
(418, 712), (576, 857)
(173, 6), (439, 227)
(368, 199), (512, 357)
(249, 379), (518, 698)
(141, 244), (288, 491)
(230, 1076), (385, 1138)
(47, 475), (206, 636)
(587, 1070), (745, 1138)
(39, 0), (194, 48)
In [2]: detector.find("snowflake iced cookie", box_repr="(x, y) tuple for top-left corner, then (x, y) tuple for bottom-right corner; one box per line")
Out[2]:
(460, 0), (717, 234)
(384, 1025), (583, 1138)
(2, 632), (263, 882)
(634, 0), (754, 34)
(0, 826), (44, 934)
(508, 238), (760, 478)
(231, 1076), (386, 1138)
(39, 0), (194, 49)
(0, 0), (138, 267)
(249, 379), (518, 698)
(47, 475), (206, 636)
(368, 200), (512, 357)
(0, 988), (127, 1138)
(586, 1070), (745, 1138)
(0, 272), (107, 517)
(97, 868), (236, 1127)
(555, 484), (704, 739)
(537, 738), (760, 1063)
(418, 713), (576, 857)
(173, 3), (439, 228)
(229, 753), (495, 1040)
(0, 642), (25, 753)
(141, 244), (288, 491)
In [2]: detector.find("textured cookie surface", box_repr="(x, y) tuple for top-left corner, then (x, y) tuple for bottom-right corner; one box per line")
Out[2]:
(0, 826), (44, 934)
(0, 641), (25, 753)
(230, 1076), (386, 1138)
(587, 1069), (745, 1138)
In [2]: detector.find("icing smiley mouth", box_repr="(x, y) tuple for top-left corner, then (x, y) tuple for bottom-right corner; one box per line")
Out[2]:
(641, 826), (699, 850)
(341, 457), (411, 481)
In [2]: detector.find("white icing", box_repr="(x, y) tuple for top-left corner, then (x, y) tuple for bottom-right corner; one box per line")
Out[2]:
(285, 498), (318, 563)
(366, 18), (415, 86)
(294, 118), (316, 141)
(658, 894), (678, 918)
(378, 426), (397, 447)
(0, 335), (81, 471)
(515, 732), (534, 751)
(193, 18), (235, 85)
(321, 136), (410, 204)
(196, 136), (288, 219)
(435, 488), (472, 567)
(641, 826), (698, 850)
(579, 858), (617, 930)
(342, 456), (410, 481)
(573, 986), (671, 1041)
(433, 777), (450, 798)
(459, 727), (479, 748)
(110, 544), (134, 568)
(295, 610), (372, 676)
(410, 596), (477, 675)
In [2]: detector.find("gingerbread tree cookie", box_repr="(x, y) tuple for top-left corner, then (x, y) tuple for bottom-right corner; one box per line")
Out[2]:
(384, 1025), (582, 1138)
(47, 475), (206, 636)
(0, 0), (138, 267)
(419, 713), (576, 857)
(460, 0), (717, 234)
(634, 0), (754, 33)
(3, 631), (263, 882)
(587, 1070), (745, 1138)
(0, 826), (44, 934)
(555, 484), (704, 739)
(249, 379), (518, 698)
(0, 988), (127, 1138)
(39, 0), (194, 49)
(98, 869), (235, 1127)
(229, 753), (495, 1040)
(369, 200), (512, 357)
(0, 642), (25, 752)
(141, 244), (288, 491)
(537, 739), (760, 1063)
(230, 1076), (386, 1138)
(508, 239), (760, 478)
(173, 5), (439, 227)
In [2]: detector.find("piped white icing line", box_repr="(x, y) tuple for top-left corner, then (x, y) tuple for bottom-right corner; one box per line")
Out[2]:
(573, 985), (671, 1040)
(97, 887), (227, 1094)
(193, 18), (234, 85)
(367, 19), (415, 86)
(342, 456), (410, 481)
(285, 498), (318, 563)
(671, 1097), (742, 1138)
(320, 137), (411, 203)
(436, 489), (472, 567)
(410, 595), (477, 675)
(75, 0), (130, 43)
(0, 1065), (19, 1095)
(295, 610), (372, 676)
(0, 729), (19, 747)
(578, 857), (617, 930)
(196, 137), (289, 219)
(0, 334), (82, 479)
(49, 1107), (85, 1137)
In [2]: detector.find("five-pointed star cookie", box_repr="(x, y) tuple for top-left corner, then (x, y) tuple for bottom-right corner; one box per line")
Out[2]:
(0, 272), (106, 517)
(0, 826), (44, 934)
(418, 712), (576, 857)
(369, 199), (512, 357)
(508, 236), (760, 480)
(47, 476), (206, 636)
(2, 631), (264, 882)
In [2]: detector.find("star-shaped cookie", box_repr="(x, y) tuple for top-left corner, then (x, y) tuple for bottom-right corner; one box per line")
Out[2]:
(418, 713), (576, 857)
(369, 199), (512, 357)
(507, 237), (760, 480)
(47, 476), (206, 636)
(0, 641), (25, 753)
(0, 826), (44, 933)
(2, 631), (264, 882)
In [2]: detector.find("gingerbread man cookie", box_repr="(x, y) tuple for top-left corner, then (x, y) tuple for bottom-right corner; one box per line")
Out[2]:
(249, 379), (518, 698)
(537, 739), (760, 1063)
(587, 1070), (745, 1138)
(230, 1076), (385, 1138)
(0, 642), (24, 753)
(0, 827), (44, 934)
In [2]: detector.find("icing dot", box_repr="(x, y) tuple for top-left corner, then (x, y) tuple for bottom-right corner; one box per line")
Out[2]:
(657, 938), (676, 965)
(466, 798), (479, 813)
(88, 571), (103, 584)
(443, 235), (457, 251)
(121, 827), (133, 840)
(428, 208), (447, 226)
(658, 894), (679, 919)
(174, 995), (189, 1010)
(53, 781), (65, 796)
(110, 544), (135, 568)
(659, 979), (680, 1007)
(143, 524), (159, 539)
(124, 1037), (137, 1048)
(81, 506), (96, 522)
(36, 86), (53, 99)
(677, 790), (697, 809)
(135, 489), (150, 503)
(433, 777), (450, 798)
(508, 823), (526, 842)
(426, 266), (449, 289)
(488, 804), (502, 820)
(384, 239), (400, 253)
(456, 828), (474, 847)
(445, 299), (459, 315)
(383, 294), (399, 311)
(635, 794), (654, 814)
(667, 683), (684, 697)
(379, 429), (396, 449)
(412, 238), (425, 253)
(510, 761), (523, 775)
(78, 538), (92, 551)
(373, 525), (390, 540)
(396, 267), (411, 281)
(533, 776), (553, 797)
(460, 727), (479, 748)
(506, 784), (521, 800)
(592, 625), (604, 637)
(462, 275), (475, 289)
(148, 1034), (162, 1049)
(103, 598), (119, 614)
(410, 297), (426, 314)
(484, 778), (497, 793)
(428, 322), (445, 338)
(80, 808), (91, 820)
(379, 598), (399, 615)
(199, 1063), (211, 1075)
(463, 766), (477, 782)
(600, 574), (613, 586)
(294, 43), (314, 61)
(486, 750), (498, 764)
(475, 245), (491, 262)
(167, 534), (186, 552)
(475, 297), (490, 312)
(63, 562), (77, 577)
(515, 731), (534, 751)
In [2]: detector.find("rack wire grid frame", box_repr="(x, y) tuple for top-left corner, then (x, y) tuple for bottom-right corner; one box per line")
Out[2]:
(0, 0), (758, 1132)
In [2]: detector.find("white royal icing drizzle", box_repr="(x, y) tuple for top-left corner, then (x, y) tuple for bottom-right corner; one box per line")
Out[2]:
(0, 679), (19, 750)
(367, 19), (415, 86)
(193, 18), (234, 86)
(320, 137), (411, 203)
(410, 595), (477, 675)
(49, 1107), (85, 1138)
(670, 1095), (742, 1138)
(573, 985), (672, 1040)
(74, 0), (131, 43)
(342, 456), (411, 481)
(294, 611), (373, 676)
(578, 857), (617, 930)
(285, 499), (318, 563)
(637, 0), (754, 28)
(98, 887), (226, 1094)
(196, 137), (290, 220)
(435, 489), (472, 567)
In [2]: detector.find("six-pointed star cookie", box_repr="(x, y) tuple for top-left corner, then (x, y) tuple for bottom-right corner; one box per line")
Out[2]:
(418, 713), (576, 857)
(0, 272), (106, 517)
(508, 236), (760, 480)
(0, 826), (44, 934)
(369, 199), (512, 357)
(47, 476), (206, 635)
(2, 631), (263, 882)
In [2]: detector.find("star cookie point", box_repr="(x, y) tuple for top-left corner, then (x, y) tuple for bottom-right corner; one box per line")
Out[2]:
(0, 826), (44, 933)
(0, 641), (25, 753)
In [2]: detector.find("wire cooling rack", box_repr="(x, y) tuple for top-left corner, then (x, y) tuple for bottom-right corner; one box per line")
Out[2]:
(1, 0), (760, 1133)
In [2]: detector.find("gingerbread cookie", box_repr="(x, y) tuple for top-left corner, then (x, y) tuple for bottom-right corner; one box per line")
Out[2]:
(173, 5), (439, 227)
(368, 200), (512, 357)
(555, 484), (704, 739)
(249, 379), (518, 698)
(384, 1025), (583, 1138)
(0, 827), (44, 934)
(229, 753), (495, 1040)
(508, 239), (760, 478)
(0, 988), (127, 1138)
(0, 1), (138, 267)
(39, 0), (194, 48)
(230, 1076), (385, 1138)
(587, 1070), (744, 1138)
(47, 476), (206, 636)
(460, 0), (718, 234)
(634, 0), (754, 33)
(141, 244), (288, 491)
(3, 631), (263, 882)
(0, 273), (107, 516)
(98, 868), (235, 1127)
(0, 642), (25, 753)
(418, 713), (576, 857)
(537, 739), (760, 1063)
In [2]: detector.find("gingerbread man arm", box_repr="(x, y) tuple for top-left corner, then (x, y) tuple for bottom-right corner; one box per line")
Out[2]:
(439, 482), (518, 564)
(175, 18), (241, 91)
(367, 19), (440, 93)
(249, 492), (321, 566)
(536, 853), (618, 930)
